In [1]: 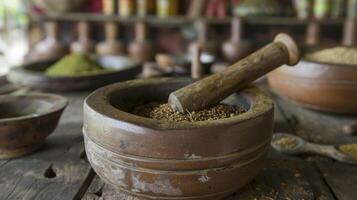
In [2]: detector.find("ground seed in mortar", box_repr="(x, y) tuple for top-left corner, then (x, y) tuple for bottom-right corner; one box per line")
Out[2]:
(339, 144), (357, 157)
(132, 102), (246, 122)
(304, 46), (357, 65)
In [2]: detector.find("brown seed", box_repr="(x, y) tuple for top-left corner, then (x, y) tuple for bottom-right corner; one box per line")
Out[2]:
(132, 102), (246, 122)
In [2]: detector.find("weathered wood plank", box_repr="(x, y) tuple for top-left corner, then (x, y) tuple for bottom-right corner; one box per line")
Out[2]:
(0, 93), (93, 200)
(315, 158), (357, 200)
(271, 89), (357, 200)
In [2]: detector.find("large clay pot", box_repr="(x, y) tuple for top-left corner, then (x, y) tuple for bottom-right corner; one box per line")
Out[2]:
(268, 60), (357, 114)
(83, 78), (274, 200)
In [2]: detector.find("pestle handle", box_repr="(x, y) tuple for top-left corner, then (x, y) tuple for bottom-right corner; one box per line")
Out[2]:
(342, 18), (356, 47)
(169, 33), (300, 113)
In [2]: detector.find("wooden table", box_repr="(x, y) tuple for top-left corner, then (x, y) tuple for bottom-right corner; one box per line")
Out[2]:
(1, 85), (357, 200)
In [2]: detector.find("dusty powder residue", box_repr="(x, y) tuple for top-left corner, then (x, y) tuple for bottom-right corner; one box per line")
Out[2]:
(132, 102), (246, 122)
(339, 144), (357, 157)
(304, 47), (357, 65)
(274, 137), (298, 149)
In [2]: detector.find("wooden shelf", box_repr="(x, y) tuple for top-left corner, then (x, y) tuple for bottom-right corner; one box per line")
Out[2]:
(29, 12), (344, 27)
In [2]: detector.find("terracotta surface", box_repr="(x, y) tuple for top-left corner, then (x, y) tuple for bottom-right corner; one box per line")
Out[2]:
(7, 57), (141, 92)
(83, 78), (274, 199)
(268, 59), (357, 114)
(0, 93), (67, 159)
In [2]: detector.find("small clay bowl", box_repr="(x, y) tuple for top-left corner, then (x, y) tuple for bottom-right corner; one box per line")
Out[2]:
(268, 59), (357, 114)
(83, 78), (274, 200)
(0, 93), (67, 159)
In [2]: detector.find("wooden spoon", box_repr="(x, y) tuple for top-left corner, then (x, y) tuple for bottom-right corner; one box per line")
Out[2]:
(169, 33), (300, 113)
(272, 133), (357, 165)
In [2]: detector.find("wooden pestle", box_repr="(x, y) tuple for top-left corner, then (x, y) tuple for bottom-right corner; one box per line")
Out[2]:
(169, 33), (300, 113)
(342, 18), (357, 46)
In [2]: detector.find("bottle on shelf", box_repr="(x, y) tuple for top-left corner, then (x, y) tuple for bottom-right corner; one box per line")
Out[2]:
(128, 21), (155, 62)
(314, 0), (330, 19)
(119, 0), (135, 17)
(222, 17), (252, 63)
(102, 0), (117, 14)
(96, 22), (125, 56)
(70, 21), (94, 54)
(137, 0), (155, 17)
(157, 0), (178, 18)
(292, 0), (312, 20)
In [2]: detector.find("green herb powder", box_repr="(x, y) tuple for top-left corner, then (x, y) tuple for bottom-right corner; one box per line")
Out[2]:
(45, 53), (106, 77)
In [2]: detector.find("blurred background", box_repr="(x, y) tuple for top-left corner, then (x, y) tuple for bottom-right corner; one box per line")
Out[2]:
(0, 0), (354, 79)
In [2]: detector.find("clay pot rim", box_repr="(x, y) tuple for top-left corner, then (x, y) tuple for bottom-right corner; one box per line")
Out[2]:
(301, 58), (357, 68)
(0, 93), (68, 123)
(85, 78), (273, 130)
